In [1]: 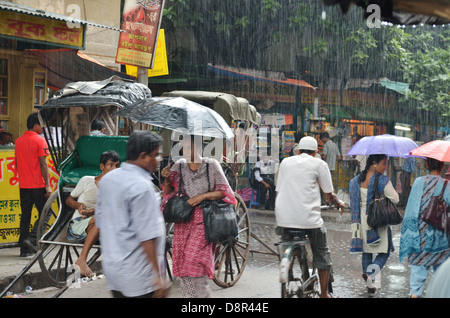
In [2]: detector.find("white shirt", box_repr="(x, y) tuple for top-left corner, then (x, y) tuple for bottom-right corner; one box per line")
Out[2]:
(254, 159), (277, 182)
(275, 153), (334, 229)
(355, 155), (367, 172)
(96, 162), (165, 297)
(322, 140), (340, 171)
(70, 176), (97, 220)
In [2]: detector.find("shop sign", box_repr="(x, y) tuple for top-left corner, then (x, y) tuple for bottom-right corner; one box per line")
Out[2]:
(125, 29), (168, 77)
(0, 10), (85, 49)
(0, 149), (59, 245)
(116, 0), (165, 68)
(214, 80), (297, 103)
(302, 88), (395, 109)
(262, 114), (293, 126)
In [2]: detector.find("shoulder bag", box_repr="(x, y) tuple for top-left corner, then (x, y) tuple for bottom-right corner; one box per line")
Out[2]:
(163, 164), (194, 223)
(422, 179), (449, 233)
(202, 162), (238, 243)
(367, 173), (403, 228)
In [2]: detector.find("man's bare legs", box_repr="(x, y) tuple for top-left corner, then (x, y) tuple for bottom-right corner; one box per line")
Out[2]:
(76, 217), (99, 277)
(318, 269), (332, 298)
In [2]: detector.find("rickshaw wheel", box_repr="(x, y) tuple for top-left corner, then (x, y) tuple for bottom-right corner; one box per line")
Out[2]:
(36, 190), (60, 250)
(164, 222), (175, 282)
(213, 193), (251, 288)
(36, 189), (101, 288)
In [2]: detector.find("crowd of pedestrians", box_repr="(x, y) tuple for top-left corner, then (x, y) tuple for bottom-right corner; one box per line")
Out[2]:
(10, 115), (449, 298)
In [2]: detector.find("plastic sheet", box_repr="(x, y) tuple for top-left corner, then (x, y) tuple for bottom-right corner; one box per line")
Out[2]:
(40, 76), (152, 110)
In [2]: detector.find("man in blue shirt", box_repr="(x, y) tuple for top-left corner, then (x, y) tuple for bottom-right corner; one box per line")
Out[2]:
(96, 131), (167, 298)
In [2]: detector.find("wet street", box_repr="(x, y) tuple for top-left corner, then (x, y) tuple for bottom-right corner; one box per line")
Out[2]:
(247, 209), (413, 298)
(23, 208), (421, 299)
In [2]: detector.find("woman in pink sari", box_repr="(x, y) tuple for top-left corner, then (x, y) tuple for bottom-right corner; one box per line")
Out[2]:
(161, 136), (235, 297)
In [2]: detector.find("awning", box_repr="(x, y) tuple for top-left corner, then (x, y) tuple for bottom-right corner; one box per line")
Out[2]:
(345, 107), (390, 122)
(305, 104), (353, 121)
(320, 105), (353, 119)
(208, 64), (314, 88)
(0, 2), (122, 31)
(379, 78), (409, 95)
(26, 48), (136, 90)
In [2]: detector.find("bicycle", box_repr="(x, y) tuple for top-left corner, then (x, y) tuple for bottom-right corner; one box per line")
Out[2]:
(275, 226), (335, 298)
(275, 227), (319, 298)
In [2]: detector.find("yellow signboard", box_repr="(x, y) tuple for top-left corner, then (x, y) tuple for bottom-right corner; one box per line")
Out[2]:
(125, 29), (169, 77)
(0, 10), (85, 49)
(0, 149), (59, 245)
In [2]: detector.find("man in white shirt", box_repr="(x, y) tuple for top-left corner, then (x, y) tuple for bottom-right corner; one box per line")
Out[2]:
(320, 132), (341, 171)
(275, 136), (344, 298)
(252, 154), (278, 210)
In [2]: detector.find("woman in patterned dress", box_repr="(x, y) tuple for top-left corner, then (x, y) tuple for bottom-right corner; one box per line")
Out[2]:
(400, 157), (450, 298)
(161, 135), (236, 297)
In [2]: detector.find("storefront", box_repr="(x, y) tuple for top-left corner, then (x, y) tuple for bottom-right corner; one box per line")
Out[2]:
(0, 2), (129, 246)
(299, 87), (397, 191)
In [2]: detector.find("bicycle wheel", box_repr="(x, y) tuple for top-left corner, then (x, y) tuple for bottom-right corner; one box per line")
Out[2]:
(165, 222), (175, 281)
(281, 247), (319, 298)
(213, 193), (251, 288)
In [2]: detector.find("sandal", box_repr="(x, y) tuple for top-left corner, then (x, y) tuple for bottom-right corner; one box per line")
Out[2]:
(362, 273), (377, 294)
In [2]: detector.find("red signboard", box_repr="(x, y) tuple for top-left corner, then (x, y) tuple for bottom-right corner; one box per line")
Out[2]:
(116, 0), (165, 68)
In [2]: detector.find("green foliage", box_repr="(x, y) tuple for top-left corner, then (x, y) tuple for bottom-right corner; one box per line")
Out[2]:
(161, 0), (449, 123)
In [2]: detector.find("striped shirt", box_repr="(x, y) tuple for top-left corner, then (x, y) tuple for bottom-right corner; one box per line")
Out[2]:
(408, 176), (450, 266)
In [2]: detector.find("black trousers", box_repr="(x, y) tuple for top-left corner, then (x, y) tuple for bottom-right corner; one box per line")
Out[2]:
(19, 188), (46, 252)
(399, 171), (412, 207)
(257, 174), (275, 209)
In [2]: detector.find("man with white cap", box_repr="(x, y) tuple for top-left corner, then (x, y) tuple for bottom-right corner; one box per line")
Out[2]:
(275, 136), (344, 298)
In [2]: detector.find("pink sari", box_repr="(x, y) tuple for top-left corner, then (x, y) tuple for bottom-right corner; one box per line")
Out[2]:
(161, 157), (236, 279)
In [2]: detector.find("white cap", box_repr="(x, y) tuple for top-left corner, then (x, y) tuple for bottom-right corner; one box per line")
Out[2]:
(298, 136), (318, 151)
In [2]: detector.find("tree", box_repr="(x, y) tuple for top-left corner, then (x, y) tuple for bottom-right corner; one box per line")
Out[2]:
(347, 26), (450, 124)
(161, 0), (449, 125)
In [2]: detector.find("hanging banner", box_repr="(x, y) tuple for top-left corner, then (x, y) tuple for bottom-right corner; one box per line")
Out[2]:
(125, 29), (169, 77)
(116, 0), (165, 68)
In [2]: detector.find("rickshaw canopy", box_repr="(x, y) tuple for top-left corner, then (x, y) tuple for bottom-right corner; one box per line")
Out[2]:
(40, 76), (151, 110)
(162, 91), (261, 127)
(37, 76), (151, 169)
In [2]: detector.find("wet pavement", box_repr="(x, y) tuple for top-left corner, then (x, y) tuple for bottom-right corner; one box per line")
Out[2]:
(247, 208), (414, 298)
(2, 207), (424, 298)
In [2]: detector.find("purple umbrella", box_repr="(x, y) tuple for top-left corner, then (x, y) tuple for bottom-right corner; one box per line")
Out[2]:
(346, 134), (418, 158)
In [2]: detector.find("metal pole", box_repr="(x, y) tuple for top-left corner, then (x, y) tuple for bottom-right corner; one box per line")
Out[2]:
(137, 67), (148, 86)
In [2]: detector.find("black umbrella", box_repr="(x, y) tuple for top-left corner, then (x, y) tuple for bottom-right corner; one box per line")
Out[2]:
(115, 97), (234, 140)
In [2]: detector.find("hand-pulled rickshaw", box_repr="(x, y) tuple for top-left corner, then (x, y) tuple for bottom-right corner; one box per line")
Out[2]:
(0, 77), (151, 297)
(0, 82), (268, 297)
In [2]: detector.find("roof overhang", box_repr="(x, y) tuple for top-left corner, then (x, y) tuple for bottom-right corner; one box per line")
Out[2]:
(0, 2), (122, 31)
(26, 48), (135, 90)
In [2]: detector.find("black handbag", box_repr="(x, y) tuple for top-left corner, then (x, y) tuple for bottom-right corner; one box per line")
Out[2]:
(422, 180), (449, 233)
(163, 164), (194, 223)
(202, 163), (238, 243)
(367, 173), (403, 228)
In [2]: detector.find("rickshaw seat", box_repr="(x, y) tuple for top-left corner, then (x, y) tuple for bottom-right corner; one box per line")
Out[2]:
(59, 135), (128, 186)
